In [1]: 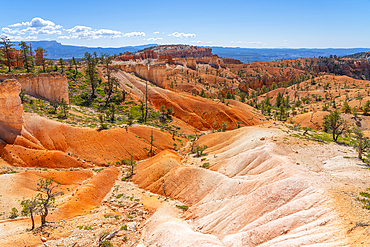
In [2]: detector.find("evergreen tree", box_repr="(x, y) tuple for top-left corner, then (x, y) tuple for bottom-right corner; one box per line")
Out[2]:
(285, 95), (290, 108)
(200, 89), (206, 98)
(36, 178), (62, 226)
(0, 37), (14, 73)
(343, 101), (351, 114)
(239, 92), (246, 103)
(225, 91), (233, 99)
(362, 100), (370, 116)
(21, 198), (38, 230)
(60, 98), (69, 118)
(101, 53), (115, 104)
(265, 96), (271, 106)
(276, 91), (283, 107)
(71, 56), (79, 76)
(59, 58), (65, 74)
(351, 126), (370, 160)
(279, 104), (286, 121)
(83, 52), (98, 98)
(19, 41), (34, 73)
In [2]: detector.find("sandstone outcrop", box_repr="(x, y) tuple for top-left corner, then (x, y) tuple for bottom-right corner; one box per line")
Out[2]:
(115, 49), (158, 62)
(0, 79), (24, 143)
(0, 73), (69, 103)
(186, 57), (197, 70)
(0, 48), (23, 67)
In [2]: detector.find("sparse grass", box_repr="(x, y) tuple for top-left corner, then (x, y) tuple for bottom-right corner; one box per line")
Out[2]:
(202, 162), (210, 168)
(176, 205), (189, 211)
(357, 189), (370, 210)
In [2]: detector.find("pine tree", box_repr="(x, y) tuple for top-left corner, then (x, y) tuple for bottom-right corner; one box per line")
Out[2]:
(363, 100), (370, 116)
(83, 52), (98, 98)
(19, 41), (34, 73)
(276, 91), (283, 107)
(343, 101), (351, 114)
(0, 37), (14, 73)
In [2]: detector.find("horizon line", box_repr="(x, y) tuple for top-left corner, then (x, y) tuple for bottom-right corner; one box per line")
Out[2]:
(7, 40), (370, 50)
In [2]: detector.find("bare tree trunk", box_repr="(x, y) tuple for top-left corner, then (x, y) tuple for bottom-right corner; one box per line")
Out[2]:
(145, 81), (148, 123)
(31, 213), (35, 230)
(359, 138), (363, 160)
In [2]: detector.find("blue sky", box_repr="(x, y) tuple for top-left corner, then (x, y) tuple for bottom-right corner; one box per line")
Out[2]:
(1, 0), (369, 48)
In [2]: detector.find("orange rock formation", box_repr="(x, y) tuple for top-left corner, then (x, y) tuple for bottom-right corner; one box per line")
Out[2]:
(0, 79), (24, 143)
(0, 73), (69, 103)
(0, 48), (23, 67)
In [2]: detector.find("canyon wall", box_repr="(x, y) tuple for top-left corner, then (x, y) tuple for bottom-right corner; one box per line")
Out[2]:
(238, 73), (298, 91)
(196, 56), (242, 68)
(0, 79), (24, 143)
(120, 65), (168, 88)
(0, 73), (69, 103)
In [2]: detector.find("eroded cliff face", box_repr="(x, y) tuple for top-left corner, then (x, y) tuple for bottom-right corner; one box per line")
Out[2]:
(114, 50), (158, 62)
(0, 73), (69, 103)
(0, 79), (24, 143)
(120, 65), (169, 88)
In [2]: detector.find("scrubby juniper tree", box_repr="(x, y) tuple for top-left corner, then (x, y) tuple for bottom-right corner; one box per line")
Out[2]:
(36, 178), (62, 226)
(21, 198), (38, 230)
(323, 110), (348, 142)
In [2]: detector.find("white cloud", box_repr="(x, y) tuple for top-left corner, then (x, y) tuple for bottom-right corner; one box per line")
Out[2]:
(3, 35), (37, 41)
(247, 41), (262, 45)
(2, 17), (62, 39)
(122, 31), (145, 37)
(9, 22), (29, 28)
(146, 37), (163, 41)
(57, 35), (71, 40)
(58, 26), (143, 40)
(231, 41), (262, 45)
(2, 27), (18, 34)
(2, 27), (37, 35)
(169, 32), (196, 38)
(8, 17), (61, 30)
(2, 17), (143, 41)
(29, 17), (56, 28)
(62, 25), (124, 39)
(37, 28), (62, 35)
(154, 31), (160, 34)
(191, 40), (203, 44)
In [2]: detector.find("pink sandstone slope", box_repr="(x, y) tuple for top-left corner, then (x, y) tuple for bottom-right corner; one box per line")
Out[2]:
(132, 127), (348, 246)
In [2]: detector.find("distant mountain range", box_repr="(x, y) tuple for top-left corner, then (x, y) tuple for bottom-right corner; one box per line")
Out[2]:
(210, 47), (370, 63)
(13, 41), (370, 63)
(13, 41), (157, 60)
